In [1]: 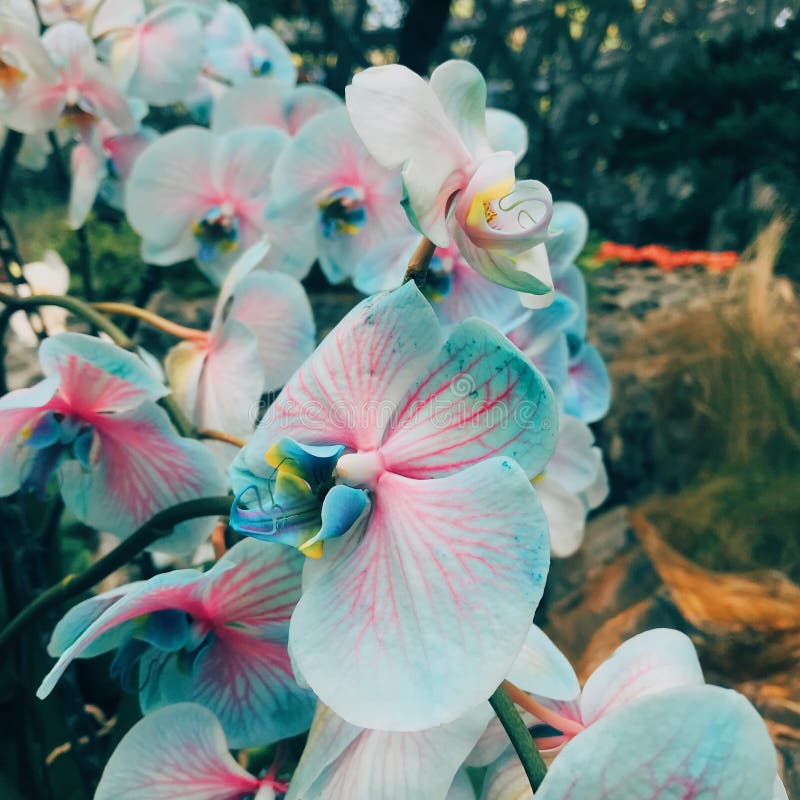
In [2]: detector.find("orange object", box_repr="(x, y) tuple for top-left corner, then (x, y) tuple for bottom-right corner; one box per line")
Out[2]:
(596, 241), (738, 272)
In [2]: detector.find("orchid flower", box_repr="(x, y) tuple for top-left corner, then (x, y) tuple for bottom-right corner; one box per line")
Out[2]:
(1, 250), (69, 348)
(3, 21), (135, 138)
(0, 332), (223, 553)
(230, 281), (557, 731)
(0, 12), (58, 112)
(267, 107), (413, 284)
(93, 0), (206, 106)
(485, 686), (778, 800)
(212, 76), (341, 136)
(165, 240), (315, 445)
(346, 60), (555, 306)
(93, 703), (290, 799)
(204, 2), (295, 85)
(287, 625), (577, 800)
(534, 413), (608, 557)
(125, 125), (306, 283)
(38, 537), (315, 747)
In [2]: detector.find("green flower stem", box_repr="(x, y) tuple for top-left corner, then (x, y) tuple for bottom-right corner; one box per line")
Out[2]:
(0, 495), (233, 651)
(0, 291), (195, 438)
(403, 236), (437, 289)
(490, 683), (548, 792)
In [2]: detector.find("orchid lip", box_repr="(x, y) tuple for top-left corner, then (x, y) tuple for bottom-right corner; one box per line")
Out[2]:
(318, 185), (367, 239)
(193, 204), (240, 262)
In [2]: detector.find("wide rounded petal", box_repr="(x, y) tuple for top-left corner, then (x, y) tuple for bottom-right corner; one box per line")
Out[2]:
(506, 625), (580, 701)
(537, 474), (588, 558)
(579, 628), (705, 726)
(125, 126), (216, 249)
(486, 108), (528, 163)
(289, 458), (550, 731)
(546, 202), (588, 279)
(547, 414), (600, 492)
(212, 76), (290, 132)
(565, 343), (610, 424)
(346, 64), (471, 247)
(94, 703), (261, 800)
(251, 24), (296, 84)
(381, 318), (558, 480)
(536, 686), (777, 800)
(285, 84), (342, 133)
(40, 332), (168, 410)
(353, 235), (415, 295)
(240, 281), (442, 475)
(58, 402), (225, 548)
(288, 703), (491, 800)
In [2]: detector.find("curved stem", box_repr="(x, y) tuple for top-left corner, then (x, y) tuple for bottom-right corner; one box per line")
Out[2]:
(403, 236), (437, 289)
(0, 292), (196, 437)
(197, 428), (247, 448)
(93, 302), (208, 342)
(0, 495), (233, 651)
(489, 684), (548, 792)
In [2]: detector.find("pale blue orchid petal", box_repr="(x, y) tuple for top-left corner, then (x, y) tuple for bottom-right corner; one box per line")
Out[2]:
(555, 263), (587, 340)
(447, 768), (477, 800)
(528, 335), (569, 400)
(252, 25), (297, 84)
(547, 414), (602, 493)
(546, 202), (589, 279)
(287, 702), (492, 800)
(486, 108), (528, 163)
(535, 686), (777, 800)
(212, 76), (292, 133)
(289, 457), (550, 731)
(69, 141), (106, 230)
(506, 625), (580, 701)
(564, 343), (611, 424)
(94, 703), (262, 800)
(537, 473), (589, 557)
(354, 235), (416, 295)
(774, 778), (789, 800)
(579, 628), (705, 726)
(296, 484), (369, 557)
(381, 318), (558, 481)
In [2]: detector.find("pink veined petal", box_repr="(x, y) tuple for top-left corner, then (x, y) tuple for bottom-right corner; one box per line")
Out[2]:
(429, 59), (492, 160)
(68, 139), (105, 229)
(535, 686), (777, 800)
(125, 126), (216, 249)
(37, 569), (205, 698)
(289, 458), (550, 731)
(240, 281), (442, 476)
(579, 628), (706, 726)
(381, 318), (558, 480)
(93, 703), (262, 800)
(345, 64), (472, 247)
(39, 332), (167, 411)
(121, 4), (204, 106)
(227, 271), (315, 392)
(287, 702), (492, 800)
(57, 401), (224, 546)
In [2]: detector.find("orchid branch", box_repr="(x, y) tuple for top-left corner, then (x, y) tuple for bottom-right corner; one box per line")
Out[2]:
(489, 683), (548, 792)
(93, 301), (208, 342)
(0, 494), (233, 650)
(403, 236), (436, 288)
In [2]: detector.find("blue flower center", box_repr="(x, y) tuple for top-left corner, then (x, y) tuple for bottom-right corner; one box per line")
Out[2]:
(193, 203), (240, 263)
(318, 186), (367, 239)
(19, 410), (94, 498)
(249, 53), (273, 76)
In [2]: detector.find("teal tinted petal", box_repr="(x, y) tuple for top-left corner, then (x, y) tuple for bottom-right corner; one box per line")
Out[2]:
(546, 202), (588, 279)
(565, 343), (610, 424)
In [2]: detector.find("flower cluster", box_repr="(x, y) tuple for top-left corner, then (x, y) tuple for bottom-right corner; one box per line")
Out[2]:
(0, 2), (785, 799)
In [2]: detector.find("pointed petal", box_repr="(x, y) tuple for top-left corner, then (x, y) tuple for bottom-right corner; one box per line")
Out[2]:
(565, 343), (610, 424)
(381, 318), (558, 479)
(288, 703), (491, 800)
(68, 141), (105, 229)
(164, 339), (206, 429)
(507, 625), (580, 701)
(125, 126), (215, 249)
(37, 569), (204, 699)
(546, 202), (588, 279)
(486, 108), (528, 163)
(289, 458), (550, 731)
(58, 402), (224, 548)
(536, 686), (777, 800)
(227, 271), (315, 392)
(579, 628), (705, 726)
(40, 332), (168, 409)
(94, 703), (261, 800)
(346, 64), (471, 247)
(239, 281), (441, 476)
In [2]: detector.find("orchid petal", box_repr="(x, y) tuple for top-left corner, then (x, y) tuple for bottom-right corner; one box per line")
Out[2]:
(480, 746), (531, 800)
(212, 76), (290, 132)
(287, 703), (491, 800)
(774, 778), (789, 800)
(285, 84), (343, 133)
(486, 108), (528, 163)
(565, 343), (610, 424)
(527, 335), (569, 399)
(58, 402), (224, 548)
(94, 703), (261, 800)
(289, 458), (550, 730)
(251, 24), (296, 84)
(546, 202), (588, 279)
(555, 263), (587, 339)
(381, 318), (558, 480)
(535, 686), (777, 800)
(447, 768), (477, 800)
(68, 140), (105, 229)
(346, 64), (472, 247)
(506, 625), (580, 701)
(547, 415), (601, 492)
(239, 281), (442, 475)
(579, 628), (705, 726)
(353, 235), (417, 295)
(537, 474), (588, 558)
